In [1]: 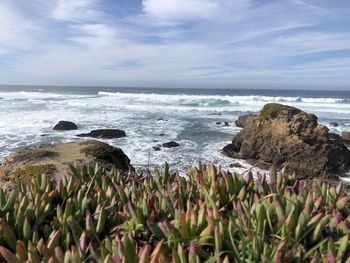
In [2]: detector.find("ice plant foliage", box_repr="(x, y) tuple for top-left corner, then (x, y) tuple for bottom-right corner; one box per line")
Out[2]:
(0, 163), (349, 262)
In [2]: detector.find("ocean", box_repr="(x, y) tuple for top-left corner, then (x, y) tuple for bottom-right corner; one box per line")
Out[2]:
(0, 85), (350, 176)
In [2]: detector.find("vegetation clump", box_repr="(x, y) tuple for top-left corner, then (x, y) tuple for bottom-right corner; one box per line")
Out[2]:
(259, 103), (300, 120)
(6, 164), (55, 182)
(0, 163), (349, 262)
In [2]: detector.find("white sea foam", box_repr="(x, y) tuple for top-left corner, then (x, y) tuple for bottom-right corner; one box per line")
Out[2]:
(0, 90), (349, 179)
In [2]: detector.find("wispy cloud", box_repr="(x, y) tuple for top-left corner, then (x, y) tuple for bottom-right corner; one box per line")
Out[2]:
(52, 0), (103, 22)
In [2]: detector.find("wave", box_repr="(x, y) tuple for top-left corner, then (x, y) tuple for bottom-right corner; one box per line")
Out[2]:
(98, 91), (350, 106)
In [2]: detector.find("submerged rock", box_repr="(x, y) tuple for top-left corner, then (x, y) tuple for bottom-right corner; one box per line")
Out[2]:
(77, 129), (126, 139)
(223, 103), (350, 178)
(0, 140), (132, 189)
(53, 121), (78, 130)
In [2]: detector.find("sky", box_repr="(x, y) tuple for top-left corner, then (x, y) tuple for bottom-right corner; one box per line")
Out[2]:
(0, 0), (350, 89)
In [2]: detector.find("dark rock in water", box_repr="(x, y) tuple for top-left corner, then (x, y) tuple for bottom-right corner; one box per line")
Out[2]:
(53, 121), (78, 131)
(330, 122), (339, 127)
(157, 118), (168, 122)
(230, 162), (244, 168)
(223, 103), (350, 178)
(216, 121), (230, 127)
(152, 146), (161, 151)
(296, 97), (302, 102)
(159, 133), (165, 136)
(342, 131), (350, 143)
(162, 141), (180, 148)
(77, 129), (126, 139)
(235, 115), (254, 128)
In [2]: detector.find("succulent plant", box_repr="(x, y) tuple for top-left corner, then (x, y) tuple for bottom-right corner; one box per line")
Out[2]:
(0, 163), (349, 262)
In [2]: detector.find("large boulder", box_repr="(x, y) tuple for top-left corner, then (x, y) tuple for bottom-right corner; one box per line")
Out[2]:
(53, 121), (78, 130)
(77, 129), (126, 139)
(0, 140), (132, 189)
(223, 103), (350, 178)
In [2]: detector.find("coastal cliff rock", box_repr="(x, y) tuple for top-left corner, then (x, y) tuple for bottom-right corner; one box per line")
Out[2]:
(223, 103), (350, 178)
(53, 120), (78, 130)
(235, 115), (253, 128)
(0, 140), (132, 188)
(77, 129), (126, 139)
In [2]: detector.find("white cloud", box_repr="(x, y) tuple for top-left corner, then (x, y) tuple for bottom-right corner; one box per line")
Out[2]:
(71, 24), (118, 48)
(142, 0), (252, 23)
(142, 0), (218, 22)
(52, 0), (102, 22)
(0, 3), (39, 52)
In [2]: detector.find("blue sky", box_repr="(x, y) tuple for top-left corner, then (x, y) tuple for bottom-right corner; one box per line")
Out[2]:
(0, 0), (350, 89)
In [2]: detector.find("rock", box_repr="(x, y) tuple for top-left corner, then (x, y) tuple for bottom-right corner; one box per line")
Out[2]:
(53, 121), (78, 130)
(223, 103), (350, 178)
(235, 115), (254, 128)
(330, 122), (339, 127)
(77, 129), (126, 139)
(162, 141), (180, 148)
(152, 146), (161, 151)
(230, 162), (244, 168)
(0, 140), (132, 189)
(216, 121), (230, 127)
(329, 133), (342, 143)
(159, 133), (165, 136)
(342, 131), (350, 143)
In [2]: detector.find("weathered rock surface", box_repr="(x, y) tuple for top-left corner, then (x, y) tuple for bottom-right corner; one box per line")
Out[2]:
(77, 129), (126, 139)
(235, 115), (253, 128)
(223, 103), (350, 178)
(342, 131), (350, 143)
(0, 140), (132, 189)
(53, 121), (78, 130)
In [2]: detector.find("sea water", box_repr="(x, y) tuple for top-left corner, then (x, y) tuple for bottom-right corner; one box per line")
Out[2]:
(0, 86), (349, 177)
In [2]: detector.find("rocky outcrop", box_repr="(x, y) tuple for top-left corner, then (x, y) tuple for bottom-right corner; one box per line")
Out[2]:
(223, 103), (350, 178)
(235, 115), (253, 128)
(0, 140), (132, 189)
(53, 121), (78, 130)
(77, 129), (126, 139)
